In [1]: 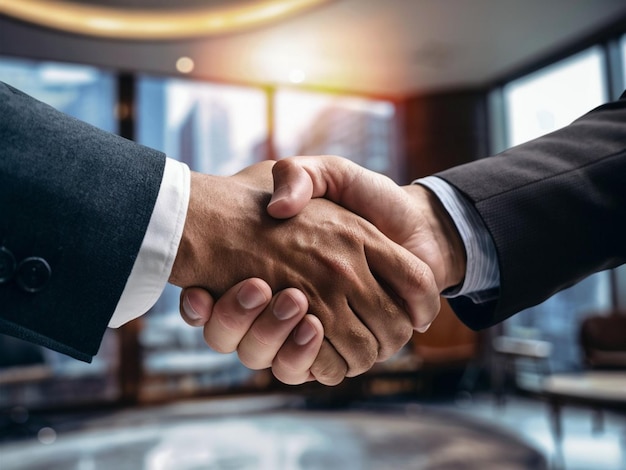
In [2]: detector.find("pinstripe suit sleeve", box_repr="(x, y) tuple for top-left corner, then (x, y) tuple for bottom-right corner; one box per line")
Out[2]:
(436, 95), (626, 329)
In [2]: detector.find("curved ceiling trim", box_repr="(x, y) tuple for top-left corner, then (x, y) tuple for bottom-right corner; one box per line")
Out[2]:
(0, 0), (333, 40)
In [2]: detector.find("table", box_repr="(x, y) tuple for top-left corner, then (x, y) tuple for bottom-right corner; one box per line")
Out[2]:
(541, 371), (626, 460)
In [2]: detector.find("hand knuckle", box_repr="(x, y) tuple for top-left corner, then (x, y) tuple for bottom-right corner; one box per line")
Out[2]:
(239, 350), (269, 370)
(203, 332), (232, 354)
(215, 311), (246, 333)
(378, 323), (413, 361)
(249, 326), (275, 348)
(272, 354), (304, 375)
(311, 360), (345, 386)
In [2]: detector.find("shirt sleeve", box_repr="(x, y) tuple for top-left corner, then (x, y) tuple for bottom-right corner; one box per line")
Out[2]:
(108, 158), (190, 327)
(414, 175), (500, 303)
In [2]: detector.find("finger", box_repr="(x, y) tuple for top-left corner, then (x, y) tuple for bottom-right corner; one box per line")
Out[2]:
(318, 301), (380, 377)
(180, 287), (215, 327)
(310, 340), (349, 386)
(268, 156), (415, 244)
(237, 288), (309, 370)
(271, 314), (324, 385)
(202, 278), (272, 353)
(364, 236), (441, 333)
(267, 158), (314, 218)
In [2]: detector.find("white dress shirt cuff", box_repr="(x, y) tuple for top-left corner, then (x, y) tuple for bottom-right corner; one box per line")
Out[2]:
(108, 158), (190, 328)
(414, 176), (500, 302)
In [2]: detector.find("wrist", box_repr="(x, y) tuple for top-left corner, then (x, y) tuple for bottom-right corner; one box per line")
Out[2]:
(168, 165), (274, 293)
(404, 184), (466, 291)
(169, 171), (214, 288)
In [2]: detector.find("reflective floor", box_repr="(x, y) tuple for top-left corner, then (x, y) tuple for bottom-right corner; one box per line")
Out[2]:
(0, 396), (546, 470)
(448, 393), (626, 470)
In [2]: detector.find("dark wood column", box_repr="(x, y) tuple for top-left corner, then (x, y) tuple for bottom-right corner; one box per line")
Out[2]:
(398, 89), (489, 183)
(116, 73), (144, 405)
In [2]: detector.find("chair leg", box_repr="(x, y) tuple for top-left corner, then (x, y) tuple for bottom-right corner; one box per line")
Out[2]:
(592, 407), (604, 435)
(548, 398), (565, 468)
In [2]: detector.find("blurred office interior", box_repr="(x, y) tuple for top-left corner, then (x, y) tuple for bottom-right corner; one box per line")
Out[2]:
(1, 1), (626, 469)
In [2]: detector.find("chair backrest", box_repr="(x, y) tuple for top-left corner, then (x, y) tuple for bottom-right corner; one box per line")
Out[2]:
(579, 311), (626, 369)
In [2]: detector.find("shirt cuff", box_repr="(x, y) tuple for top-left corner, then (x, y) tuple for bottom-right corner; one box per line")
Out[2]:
(414, 176), (500, 302)
(108, 158), (190, 328)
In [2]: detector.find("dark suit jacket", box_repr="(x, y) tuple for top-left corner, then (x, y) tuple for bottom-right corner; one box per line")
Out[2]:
(438, 94), (626, 330)
(0, 82), (165, 362)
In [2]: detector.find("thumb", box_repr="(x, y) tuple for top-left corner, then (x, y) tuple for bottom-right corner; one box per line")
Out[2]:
(268, 156), (410, 244)
(267, 158), (315, 218)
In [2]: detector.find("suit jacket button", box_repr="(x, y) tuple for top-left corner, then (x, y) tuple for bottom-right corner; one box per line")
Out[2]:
(16, 257), (51, 293)
(0, 247), (16, 283)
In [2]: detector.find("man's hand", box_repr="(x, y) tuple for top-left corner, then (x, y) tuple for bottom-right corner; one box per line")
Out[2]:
(180, 281), (324, 385)
(268, 155), (466, 293)
(170, 160), (439, 384)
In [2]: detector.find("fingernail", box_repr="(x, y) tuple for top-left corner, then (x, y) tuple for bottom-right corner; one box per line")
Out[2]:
(236, 282), (268, 310)
(183, 291), (202, 321)
(416, 322), (432, 333)
(273, 294), (300, 320)
(294, 319), (317, 345)
(268, 185), (290, 208)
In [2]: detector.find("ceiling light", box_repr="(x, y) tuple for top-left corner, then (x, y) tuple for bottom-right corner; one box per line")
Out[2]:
(0, 0), (335, 40)
(176, 57), (195, 74)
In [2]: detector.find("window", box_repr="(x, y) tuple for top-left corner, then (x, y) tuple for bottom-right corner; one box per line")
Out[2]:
(616, 34), (626, 308)
(136, 76), (269, 398)
(138, 76), (267, 175)
(0, 56), (116, 133)
(622, 33), (626, 92)
(616, 34), (626, 94)
(503, 47), (606, 146)
(274, 89), (398, 178)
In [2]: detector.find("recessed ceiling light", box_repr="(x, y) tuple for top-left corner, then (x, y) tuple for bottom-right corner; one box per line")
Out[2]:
(176, 56), (195, 74)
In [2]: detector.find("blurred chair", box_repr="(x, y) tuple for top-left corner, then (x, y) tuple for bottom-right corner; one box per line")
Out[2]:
(579, 310), (626, 370)
(575, 310), (626, 434)
(540, 310), (626, 463)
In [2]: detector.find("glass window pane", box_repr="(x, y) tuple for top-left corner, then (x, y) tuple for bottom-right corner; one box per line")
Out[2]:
(136, 76), (268, 398)
(504, 46), (606, 146)
(275, 89), (397, 178)
(622, 33), (626, 87)
(0, 56), (116, 133)
(138, 76), (267, 175)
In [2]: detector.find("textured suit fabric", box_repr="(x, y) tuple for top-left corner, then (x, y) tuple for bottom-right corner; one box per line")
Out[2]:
(0, 82), (165, 361)
(438, 95), (626, 330)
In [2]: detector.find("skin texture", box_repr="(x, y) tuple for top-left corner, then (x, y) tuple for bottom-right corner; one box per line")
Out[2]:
(179, 156), (466, 386)
(181, 281), (322, 384)
(267, 156), (466, 292)
(170, 160), (439, 384)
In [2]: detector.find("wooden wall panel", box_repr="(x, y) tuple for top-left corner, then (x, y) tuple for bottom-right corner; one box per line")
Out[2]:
(398, 90), (489, 183)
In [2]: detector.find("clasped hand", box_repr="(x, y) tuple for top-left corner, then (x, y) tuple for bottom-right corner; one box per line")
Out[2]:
(172, 157), (465, 385)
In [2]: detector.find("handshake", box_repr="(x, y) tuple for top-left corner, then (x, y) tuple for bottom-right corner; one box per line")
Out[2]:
(169, 155), (466, 386)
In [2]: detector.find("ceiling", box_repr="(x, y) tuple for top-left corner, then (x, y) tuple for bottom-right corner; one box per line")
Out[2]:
(1, 0), (626, 98)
